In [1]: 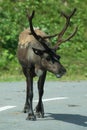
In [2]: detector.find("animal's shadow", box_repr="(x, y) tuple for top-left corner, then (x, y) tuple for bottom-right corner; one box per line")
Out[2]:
(45, 113), (87, 127)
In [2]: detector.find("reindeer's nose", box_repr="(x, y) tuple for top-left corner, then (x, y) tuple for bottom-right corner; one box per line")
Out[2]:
(61, 67), (66, 74)
(56, 67), (66, 78)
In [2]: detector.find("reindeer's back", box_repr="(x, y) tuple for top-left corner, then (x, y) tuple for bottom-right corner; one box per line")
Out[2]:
(18, 28), (49, 48)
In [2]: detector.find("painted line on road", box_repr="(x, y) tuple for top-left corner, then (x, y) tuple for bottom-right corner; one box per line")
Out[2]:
(0, 97), (68, 112)
(0, 106), (16, 112)
(34, 97), (68, 102)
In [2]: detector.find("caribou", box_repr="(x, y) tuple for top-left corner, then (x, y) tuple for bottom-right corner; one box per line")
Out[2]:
(17, 8), (77, 120)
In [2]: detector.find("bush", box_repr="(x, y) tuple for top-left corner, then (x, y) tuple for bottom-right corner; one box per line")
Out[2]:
(0, 0), (87, 80)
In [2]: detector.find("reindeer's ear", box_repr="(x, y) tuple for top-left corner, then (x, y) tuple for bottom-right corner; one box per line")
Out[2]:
(32, 48), (45, 56)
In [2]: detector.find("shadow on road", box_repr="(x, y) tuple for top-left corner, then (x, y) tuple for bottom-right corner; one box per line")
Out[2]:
(46, 113), (87, 127)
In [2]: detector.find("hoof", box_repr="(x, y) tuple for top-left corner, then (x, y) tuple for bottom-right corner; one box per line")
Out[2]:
(26, 114), (36, 121)
(34, 103), (44, 118)
(35, 111), (44, 118)
(23, 108), (29, 113)
(23, 105), (30, 113)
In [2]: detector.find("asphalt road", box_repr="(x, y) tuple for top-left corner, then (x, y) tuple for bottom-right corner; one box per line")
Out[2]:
(0, 81), (87, 130)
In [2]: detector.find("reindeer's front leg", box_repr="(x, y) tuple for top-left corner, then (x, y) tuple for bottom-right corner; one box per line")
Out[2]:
(35, 71), (46, 118)
(22, 67), (36, 120)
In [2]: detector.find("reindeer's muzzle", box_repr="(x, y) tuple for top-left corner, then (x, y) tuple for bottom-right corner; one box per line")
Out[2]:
(56, 67), (66, 78)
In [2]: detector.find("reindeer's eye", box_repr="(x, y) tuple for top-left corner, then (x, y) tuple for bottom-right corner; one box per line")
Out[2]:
(46, 56), (51, 61)
(58, 55), (61, 60)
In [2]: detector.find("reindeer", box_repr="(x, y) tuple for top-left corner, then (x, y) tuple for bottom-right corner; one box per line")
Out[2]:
(17, 8), (77, 120)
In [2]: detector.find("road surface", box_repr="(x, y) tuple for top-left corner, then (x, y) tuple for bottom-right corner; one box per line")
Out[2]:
(0, 81), (87, 130)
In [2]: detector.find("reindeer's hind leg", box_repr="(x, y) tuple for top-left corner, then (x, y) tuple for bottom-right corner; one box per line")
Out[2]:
(35, 71), (46, 118)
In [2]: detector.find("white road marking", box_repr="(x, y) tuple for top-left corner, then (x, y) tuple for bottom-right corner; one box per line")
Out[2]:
(0, 106), (16, 112)
(0, 97), (68, 112)
(34, 97), (68, 102)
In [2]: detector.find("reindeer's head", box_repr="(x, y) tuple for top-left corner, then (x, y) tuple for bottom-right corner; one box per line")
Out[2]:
(27, 9), (77, 78)
(32, 47), (65, 78)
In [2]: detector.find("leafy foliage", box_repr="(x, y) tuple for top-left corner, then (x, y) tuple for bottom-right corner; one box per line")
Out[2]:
(0, 0), (87, 80)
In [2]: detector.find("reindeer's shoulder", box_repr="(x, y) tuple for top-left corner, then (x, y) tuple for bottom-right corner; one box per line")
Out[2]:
(18, 28), (32, 47)
(18, 28), (49, 48)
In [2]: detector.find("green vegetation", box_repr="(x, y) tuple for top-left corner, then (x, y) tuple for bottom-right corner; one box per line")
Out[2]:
(0, 0), (87, 81)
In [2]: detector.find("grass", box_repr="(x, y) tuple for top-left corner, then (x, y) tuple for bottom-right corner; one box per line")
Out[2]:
(0, 48), (87, 82)
(0, 46), (87, 82)
(0, 64), (87, 82)
(0, 71), (87, 82)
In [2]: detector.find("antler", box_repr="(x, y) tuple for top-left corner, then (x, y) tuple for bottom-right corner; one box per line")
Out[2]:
(27, 9), (77, 62)
(27, 10), (60, 62)
(36, 8), (77, 50)
(53, 8), (78, 50)
(27, 11), (52, 52)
